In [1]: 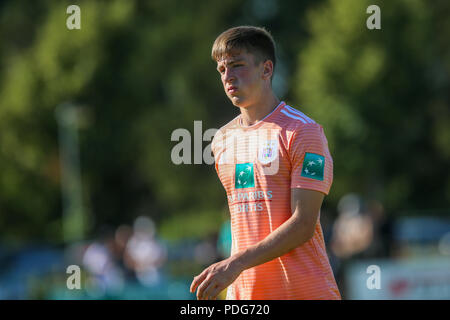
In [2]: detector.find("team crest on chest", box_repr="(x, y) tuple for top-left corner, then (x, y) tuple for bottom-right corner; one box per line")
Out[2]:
(258, 140), (278, 164)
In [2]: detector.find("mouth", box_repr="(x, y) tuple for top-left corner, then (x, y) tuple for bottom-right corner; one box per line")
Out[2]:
(227, 86), (238, 94)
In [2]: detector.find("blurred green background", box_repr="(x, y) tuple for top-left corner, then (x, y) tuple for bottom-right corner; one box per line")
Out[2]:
(0, 0), (449, 299)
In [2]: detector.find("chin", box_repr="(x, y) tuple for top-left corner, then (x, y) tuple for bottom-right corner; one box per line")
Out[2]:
(229, 96), (247, 108)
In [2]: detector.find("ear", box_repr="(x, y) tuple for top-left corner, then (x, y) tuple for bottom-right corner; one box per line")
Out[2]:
(262, 60), (274, 80)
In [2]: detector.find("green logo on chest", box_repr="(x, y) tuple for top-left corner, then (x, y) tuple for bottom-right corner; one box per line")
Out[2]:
(301, 153), (325, 181)
(235, 163), (255, 189)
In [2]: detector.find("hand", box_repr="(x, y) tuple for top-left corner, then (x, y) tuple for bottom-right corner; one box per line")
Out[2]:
(190, 257), (242, 300)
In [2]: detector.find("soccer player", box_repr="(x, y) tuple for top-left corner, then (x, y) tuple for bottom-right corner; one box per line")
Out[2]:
(190, 26), (341, 300)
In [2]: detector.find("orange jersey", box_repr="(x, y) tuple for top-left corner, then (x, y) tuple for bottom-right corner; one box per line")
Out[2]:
(211, 101), (341, 300)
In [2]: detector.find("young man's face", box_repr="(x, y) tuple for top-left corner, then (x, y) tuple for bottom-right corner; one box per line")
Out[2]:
(216, 50), (268, 108)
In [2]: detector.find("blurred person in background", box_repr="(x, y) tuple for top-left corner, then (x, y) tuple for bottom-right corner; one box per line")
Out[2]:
(329, 193), (393, 296)
(331, 194), (374, 260)
(77, 216), (168, 297)
(81, 228), (125, 297)
(123, 216), (167, 287)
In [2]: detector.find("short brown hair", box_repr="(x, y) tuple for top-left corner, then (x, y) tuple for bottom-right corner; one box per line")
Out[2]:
(211, 26), (276, 70)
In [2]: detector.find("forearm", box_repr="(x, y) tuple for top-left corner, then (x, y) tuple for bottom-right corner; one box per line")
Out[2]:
(230, 213), (315, 272)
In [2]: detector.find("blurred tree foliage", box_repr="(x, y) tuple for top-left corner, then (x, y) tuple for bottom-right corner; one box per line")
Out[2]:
(0, 0), (448, 244)
(295, 0), (450, 213)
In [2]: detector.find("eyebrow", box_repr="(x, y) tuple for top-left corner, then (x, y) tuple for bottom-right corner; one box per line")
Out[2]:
(216, 59), (244, 71)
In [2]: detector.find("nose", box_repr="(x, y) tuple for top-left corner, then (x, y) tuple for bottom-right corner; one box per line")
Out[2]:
(223, 67), (235, 84)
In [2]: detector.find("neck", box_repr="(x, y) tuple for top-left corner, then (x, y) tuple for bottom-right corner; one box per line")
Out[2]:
(239, 92), (280, 127)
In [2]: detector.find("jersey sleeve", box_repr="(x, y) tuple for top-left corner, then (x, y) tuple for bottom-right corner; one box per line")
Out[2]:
(289, 123), (333, 195)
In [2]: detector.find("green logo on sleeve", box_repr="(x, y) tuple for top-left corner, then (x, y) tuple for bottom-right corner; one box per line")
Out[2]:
(235, 163), (255, 189)
(301, 153), (325, 181)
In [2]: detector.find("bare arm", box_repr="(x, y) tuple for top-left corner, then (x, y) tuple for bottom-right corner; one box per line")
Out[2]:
(190, 188), (324, 300)
(231, 188), (323, 270)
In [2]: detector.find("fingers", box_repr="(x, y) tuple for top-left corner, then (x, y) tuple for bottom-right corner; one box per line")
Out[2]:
(195, 274), (212, 300)
(190, 262), (228, 300)
(206, 283), (224, 300)
(190, 269), (208, 293)
(198, 279), (218, 300)
(204, 284), (224, 300)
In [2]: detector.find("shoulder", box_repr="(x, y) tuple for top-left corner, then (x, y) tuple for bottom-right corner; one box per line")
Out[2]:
(278, 104), (318, 128)
(276, 104), (325, 142)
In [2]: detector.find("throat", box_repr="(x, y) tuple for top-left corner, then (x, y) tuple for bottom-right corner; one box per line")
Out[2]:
(240, 99), (280, 127)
